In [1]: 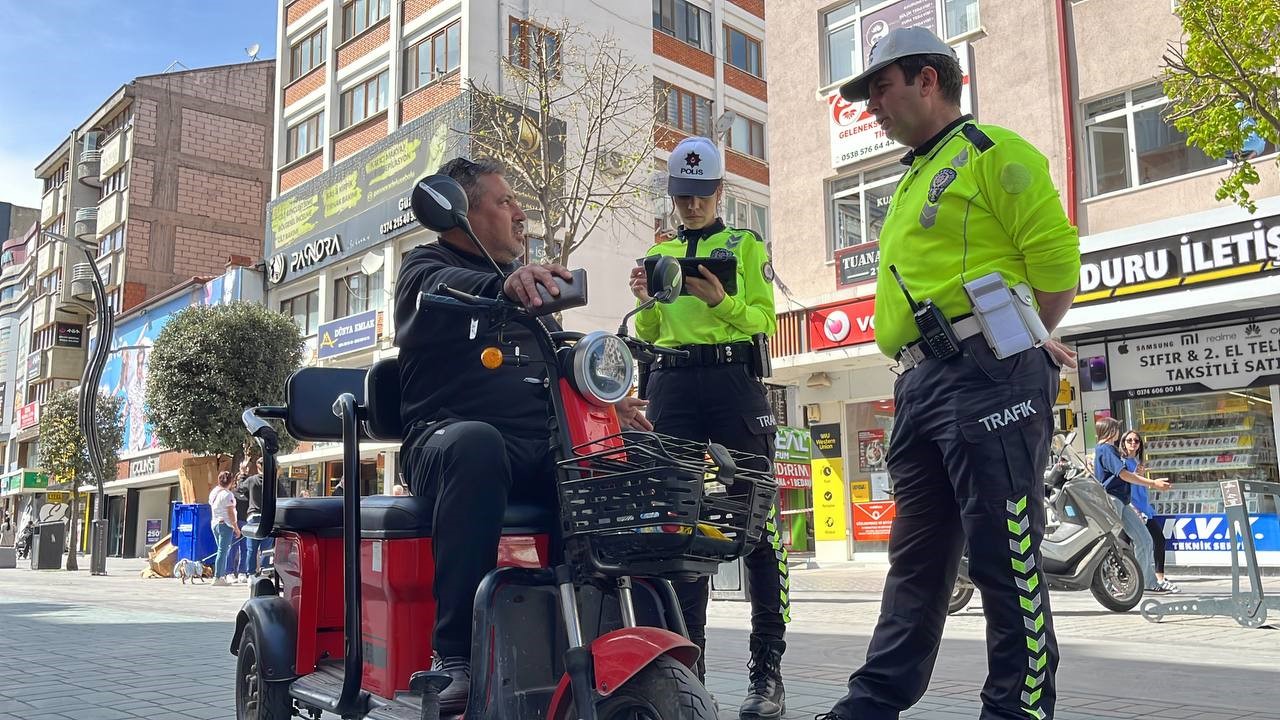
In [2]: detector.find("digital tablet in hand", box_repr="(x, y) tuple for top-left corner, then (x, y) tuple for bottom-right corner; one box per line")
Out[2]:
(643, 256), (737, 296)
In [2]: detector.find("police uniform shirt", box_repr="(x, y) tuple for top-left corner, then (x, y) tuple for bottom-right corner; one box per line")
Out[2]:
(872, 115), (1081, 357)
(635, 220), (776, 347)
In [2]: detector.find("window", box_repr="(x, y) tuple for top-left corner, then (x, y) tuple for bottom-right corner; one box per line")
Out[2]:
(728, 115), (765, 160)
(333, 269), (384, 318)
(822, 1), (978, 85)
(286, 112), (324, 162)
(1084, 84), (1224, 197)
(653, 0), (712, 52)
(725, 196), (768, 237)
(509, 17), (560, 73)
(655, 80), (712, 136)
(828, 164), (903, 260)
(101, 108), (133, 137)
(280, 290), (320, 335)
(42, 163), (68, 194)
(339, 71), (388, 128)
(405, 20), (461, 92)
(100, 166), (128, 199)
(725, 26), (762, 77)
(290, 28), (326, 81)
(98, 225), (125, 258)
(341, 0), (389, 42)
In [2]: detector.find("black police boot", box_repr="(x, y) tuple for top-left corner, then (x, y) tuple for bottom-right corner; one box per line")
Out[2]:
(738, 637), (785, 720)
(431, 655), (470, 714)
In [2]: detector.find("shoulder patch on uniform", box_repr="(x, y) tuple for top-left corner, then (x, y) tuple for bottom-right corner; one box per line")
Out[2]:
(962, 124), (995, 153)
(928, 168), (958, 204)
(999, 162), (1033, 194)
(762, 260), (775, 282)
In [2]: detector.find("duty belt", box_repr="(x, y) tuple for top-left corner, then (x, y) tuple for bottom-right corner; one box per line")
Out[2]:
(896, 315), (983, 371)
(656, 341), (754, 368)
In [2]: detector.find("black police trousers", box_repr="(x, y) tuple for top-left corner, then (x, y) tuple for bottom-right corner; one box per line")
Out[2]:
(646, 363), (789, 676)
(832, 338), (1059, 720)
(402, 420), (555, 660)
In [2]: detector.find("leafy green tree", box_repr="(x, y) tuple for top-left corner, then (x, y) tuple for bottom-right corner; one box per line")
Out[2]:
(38, 389), (124, 571)
(1162, 0), (1280, 211)
(145, 302), (303, 468)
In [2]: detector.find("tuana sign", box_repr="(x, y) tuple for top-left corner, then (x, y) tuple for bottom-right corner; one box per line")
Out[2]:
(1106, 318), (1280, 399)
(1076, 213), (1280, 304)
(317, 310), (380, 359)
(835, 242), (880, 288)
(828, 42), (972, 168)
(809, 297), (877, 351)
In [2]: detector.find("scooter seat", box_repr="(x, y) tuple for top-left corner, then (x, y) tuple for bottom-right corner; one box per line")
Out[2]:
(274, 496), (556, 538)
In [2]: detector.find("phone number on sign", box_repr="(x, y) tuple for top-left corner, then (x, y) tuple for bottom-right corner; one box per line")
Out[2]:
(1126, 385), (1186, 398)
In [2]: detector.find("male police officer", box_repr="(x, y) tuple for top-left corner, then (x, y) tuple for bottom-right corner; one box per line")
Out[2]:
(628, 137), (789, 720)
(397, 158), (649, 713)
(816, 28), (1080, 720)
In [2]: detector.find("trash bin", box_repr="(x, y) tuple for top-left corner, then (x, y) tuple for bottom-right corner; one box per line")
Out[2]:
(170, 502), (216, 563)
(30, 522), (65, 570)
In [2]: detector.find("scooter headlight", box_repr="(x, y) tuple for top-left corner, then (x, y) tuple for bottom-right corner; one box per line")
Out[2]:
(570, 331), (634, 406)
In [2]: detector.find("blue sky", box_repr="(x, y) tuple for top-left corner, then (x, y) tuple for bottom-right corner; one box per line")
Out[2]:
(0, 0), (278, 209)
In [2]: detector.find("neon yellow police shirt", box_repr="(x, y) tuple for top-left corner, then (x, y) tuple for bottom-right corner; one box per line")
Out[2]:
(872, 121), (1080, 358)
(635, 224), (777, 348)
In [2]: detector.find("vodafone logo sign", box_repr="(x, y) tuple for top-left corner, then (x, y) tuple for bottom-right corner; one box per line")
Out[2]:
(809, 297), (877, 351)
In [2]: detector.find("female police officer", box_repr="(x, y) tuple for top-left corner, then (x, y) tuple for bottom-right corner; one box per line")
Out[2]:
(627, 136), (789, 720)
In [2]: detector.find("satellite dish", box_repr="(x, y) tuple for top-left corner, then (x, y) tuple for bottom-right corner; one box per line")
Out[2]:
(360, 251), (384, 276)
(246, 43), (261, 61)
(714, 110), (737, 140)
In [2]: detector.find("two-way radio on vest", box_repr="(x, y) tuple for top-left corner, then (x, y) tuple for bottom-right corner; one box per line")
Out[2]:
(889, 264), (961, 360)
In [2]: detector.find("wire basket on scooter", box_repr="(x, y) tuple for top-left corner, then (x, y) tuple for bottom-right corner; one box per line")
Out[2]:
(557, 430), (777, 579)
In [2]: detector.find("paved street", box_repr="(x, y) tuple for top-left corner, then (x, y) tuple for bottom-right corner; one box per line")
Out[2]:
(1, 558), (1277, 720)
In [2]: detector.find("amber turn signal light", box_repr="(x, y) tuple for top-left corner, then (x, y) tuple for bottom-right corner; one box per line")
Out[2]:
(480, 346), (504, 369)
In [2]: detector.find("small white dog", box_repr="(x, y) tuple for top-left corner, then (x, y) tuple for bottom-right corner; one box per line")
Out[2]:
(174, 558), (209, 584)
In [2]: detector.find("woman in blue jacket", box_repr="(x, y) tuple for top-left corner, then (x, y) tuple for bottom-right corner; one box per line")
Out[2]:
(1094, 417), (1171, 593)
(1121, 430), (1179, 593)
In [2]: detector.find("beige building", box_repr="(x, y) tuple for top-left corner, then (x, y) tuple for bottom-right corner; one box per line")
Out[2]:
(265, 0), (771, 492)
(765, 0), (1280, 564)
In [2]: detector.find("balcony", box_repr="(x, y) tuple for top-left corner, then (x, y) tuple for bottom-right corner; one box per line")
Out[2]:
(40, 187), (61, 226)
(36, 242), (58, 277)
(44, 345), (87, 381)
(99, 128), (130, 178)
(97, 190), (126, 236)
(74, 207), (98, 242)
(78, 132), (103, 188)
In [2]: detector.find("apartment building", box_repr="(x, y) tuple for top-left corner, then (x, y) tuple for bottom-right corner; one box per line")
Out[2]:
(763, 0), (1280, 564)
(265, 0), (770, 493)
(11, 62), (276, 554)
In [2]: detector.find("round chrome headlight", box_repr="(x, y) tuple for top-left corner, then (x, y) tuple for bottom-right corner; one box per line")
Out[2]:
(570, 331), (634, 406)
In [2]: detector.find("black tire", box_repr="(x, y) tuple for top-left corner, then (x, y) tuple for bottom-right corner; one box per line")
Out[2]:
(1090, 546), (1144, 613)
(567, 655), (716, 720)
(236, 622), (294, 720)
(948, 580), (975, 615)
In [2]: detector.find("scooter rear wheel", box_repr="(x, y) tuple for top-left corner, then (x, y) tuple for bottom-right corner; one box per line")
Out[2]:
(236, 621), (294, 720)
(1090, 547), (1143, 613)
(566, 655), (716, 720)
(947, 580), (975, 615)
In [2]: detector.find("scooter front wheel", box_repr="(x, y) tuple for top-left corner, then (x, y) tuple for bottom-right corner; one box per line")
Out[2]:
(1090, 547), (1143, 613)
(947, 580), (975, 615)
(564, 655), (716, 720)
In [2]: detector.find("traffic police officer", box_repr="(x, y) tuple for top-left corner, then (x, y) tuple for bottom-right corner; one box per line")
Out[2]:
(816, 28), (1080, 720)
(628, 136), (789, 720)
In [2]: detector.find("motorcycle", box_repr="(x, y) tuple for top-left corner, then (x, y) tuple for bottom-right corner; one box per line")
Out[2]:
(949, 431), (1144, 614)
(230, 174), (777, 720)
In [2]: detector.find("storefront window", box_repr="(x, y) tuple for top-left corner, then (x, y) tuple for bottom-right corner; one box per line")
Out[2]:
(846, 398), (897, 549)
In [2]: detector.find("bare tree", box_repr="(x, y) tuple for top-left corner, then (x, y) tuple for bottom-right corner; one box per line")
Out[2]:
(460, 18), (661, 266)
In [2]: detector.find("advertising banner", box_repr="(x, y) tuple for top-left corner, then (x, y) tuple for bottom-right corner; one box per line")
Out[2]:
(810, 424), (847, 541)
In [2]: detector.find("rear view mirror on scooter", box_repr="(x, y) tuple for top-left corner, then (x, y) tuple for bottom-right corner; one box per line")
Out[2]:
(650, 255), (682, 304)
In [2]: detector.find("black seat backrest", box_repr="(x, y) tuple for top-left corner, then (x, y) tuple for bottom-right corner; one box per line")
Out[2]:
(285, 366), (369, 441)
(364, 357), (403, 441)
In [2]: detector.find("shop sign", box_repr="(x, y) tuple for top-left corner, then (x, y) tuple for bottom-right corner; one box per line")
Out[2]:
(810, 423), (847, 541)
(857, 429), (887, 471)
(55, 322), (84, 348)
(809, 297), (877, 351)
(860, 0), (938, 66)
(1157, 513), (1280, 553)
(1076, 212), (1280, 304)
(849, 479), (871, 503)
(18, 402), (38, 430)
(317, 310), (380, 359)
(1106, 317), (1280, 399)
(45, 491), (69, 504)
(852, 500), (896, 541)
(828, 42), (972, 168)
(289, 465), (311, 479)
(835, 242), (880, 288)
(774, 426), (812, 490)
(129, 455), (161, 477)
(25, 352), (42, 381)
(145, 519), (163, 545)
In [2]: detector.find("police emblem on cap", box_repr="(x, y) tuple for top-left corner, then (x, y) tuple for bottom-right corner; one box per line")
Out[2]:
(711, 248), (734, 260)
(928, 168), (958, 204)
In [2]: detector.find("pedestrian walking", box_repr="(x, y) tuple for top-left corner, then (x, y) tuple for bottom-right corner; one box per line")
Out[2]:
(817, 26), (1081, 720)
(208, 471), (240, 586)
(628, 136), (788, 720)
(1118, 428), (1178, 593)
(240, 458), (285, 578)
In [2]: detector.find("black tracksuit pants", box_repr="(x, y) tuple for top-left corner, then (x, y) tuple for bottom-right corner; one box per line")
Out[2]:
(832, 338), (1060, 720)
(402, 420), (555, 660)
(646, 363), (789, 677)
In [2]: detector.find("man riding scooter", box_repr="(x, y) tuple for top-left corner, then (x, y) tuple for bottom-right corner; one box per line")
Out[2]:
(394, 157), (651, 714)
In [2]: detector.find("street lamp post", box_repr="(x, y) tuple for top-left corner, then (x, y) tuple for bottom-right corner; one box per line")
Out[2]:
(41, 230), (114, 576)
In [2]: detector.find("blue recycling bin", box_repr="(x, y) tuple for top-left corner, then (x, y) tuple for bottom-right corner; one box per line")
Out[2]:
(170, 502), (216, 563)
